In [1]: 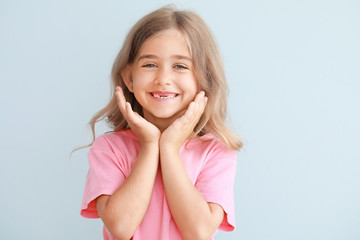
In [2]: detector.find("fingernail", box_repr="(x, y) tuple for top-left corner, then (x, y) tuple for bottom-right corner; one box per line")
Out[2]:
(200, 91), (205, 97)
(205, 97), (208, 102)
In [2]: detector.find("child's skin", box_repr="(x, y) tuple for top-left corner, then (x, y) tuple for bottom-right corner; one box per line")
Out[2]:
(95, 29), (224, 240)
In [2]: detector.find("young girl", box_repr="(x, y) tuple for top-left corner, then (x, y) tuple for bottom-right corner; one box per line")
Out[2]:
(80, 6), (243, 240)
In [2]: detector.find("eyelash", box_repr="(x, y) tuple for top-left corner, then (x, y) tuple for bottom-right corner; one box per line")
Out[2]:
(142, 63), (157, 68)
(142, 63), (188, 69)
(174, 64), (188, 69)
(141, 64), (188, 70)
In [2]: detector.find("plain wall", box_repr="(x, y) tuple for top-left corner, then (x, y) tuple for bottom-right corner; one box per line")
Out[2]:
(1, 0), (359, 239)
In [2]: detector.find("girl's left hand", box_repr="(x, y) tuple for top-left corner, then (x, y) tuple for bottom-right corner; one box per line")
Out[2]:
(160, 91), (208, 152)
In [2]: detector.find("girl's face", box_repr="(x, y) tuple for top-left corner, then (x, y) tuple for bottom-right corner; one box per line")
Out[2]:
(123, 29), (199, 130)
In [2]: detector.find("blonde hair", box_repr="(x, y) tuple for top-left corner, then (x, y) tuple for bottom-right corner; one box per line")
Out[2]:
(86, 6), (243, 151)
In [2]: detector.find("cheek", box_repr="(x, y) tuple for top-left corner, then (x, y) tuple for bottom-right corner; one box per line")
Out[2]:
(132, 71), (153, 87)
(131, 73), (145, 89)
(186, 77), (199, 95)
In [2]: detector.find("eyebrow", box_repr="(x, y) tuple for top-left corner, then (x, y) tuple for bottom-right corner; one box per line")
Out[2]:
(137, 54), (192, 62)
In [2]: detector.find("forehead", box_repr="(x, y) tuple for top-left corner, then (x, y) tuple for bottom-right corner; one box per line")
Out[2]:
(137, 29), (191, 58)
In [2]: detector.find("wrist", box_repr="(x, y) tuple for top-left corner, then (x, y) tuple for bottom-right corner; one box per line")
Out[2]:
(159, 136), (181, 150)
(137, 142), (160, 164)
(160, 143), (180, 156)
(140, 140), (159, 149)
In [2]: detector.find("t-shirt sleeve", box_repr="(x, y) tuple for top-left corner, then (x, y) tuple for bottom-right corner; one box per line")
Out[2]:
(80, 135), (127, 218)
(195, 142), (237, 231)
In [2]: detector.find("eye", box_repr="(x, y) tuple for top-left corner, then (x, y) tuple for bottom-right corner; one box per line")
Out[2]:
(142, 63), (157, 68)
(174, 64), (188, 70)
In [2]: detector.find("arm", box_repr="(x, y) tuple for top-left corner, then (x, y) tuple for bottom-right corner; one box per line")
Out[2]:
(160, 147), (224, 240)
(96, 142), (159, 240)
(96, 87), (161, 240)
(160, 92), (224, 240)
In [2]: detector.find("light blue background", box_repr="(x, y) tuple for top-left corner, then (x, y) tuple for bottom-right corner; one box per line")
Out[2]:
(1, 0), (359, 239)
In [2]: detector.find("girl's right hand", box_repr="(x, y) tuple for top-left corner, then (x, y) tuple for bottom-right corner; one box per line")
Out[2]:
(115, 86), (160, 145)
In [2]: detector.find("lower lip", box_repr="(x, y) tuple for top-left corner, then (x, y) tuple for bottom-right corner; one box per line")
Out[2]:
(149, 93), (178, 102)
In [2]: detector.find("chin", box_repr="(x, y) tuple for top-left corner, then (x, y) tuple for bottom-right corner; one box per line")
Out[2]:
(153, 110), (184, 120)
(153, 113), (177, 119)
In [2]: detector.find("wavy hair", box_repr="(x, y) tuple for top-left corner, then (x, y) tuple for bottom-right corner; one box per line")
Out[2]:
(82, 6), (243, 151)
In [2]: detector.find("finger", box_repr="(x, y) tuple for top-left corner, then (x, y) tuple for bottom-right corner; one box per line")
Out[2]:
(181, 101), (200, 127)
(198, 91), (207, 111)
(115, 87), (127, 114)
(125, 102), (145, 127)
(190, 96), (207, 123)
(170, 91), (207, 130)
(125, 102), (137, 120)
(194, 90), (205, 103)
(115, 87), (141, 127)
(192, 91), (207, 116)
(200, 95), (208, 112)
(193, 91), (207, 112)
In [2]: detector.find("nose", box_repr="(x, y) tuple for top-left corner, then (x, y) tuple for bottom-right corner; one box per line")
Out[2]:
(153, 67), (172, 86)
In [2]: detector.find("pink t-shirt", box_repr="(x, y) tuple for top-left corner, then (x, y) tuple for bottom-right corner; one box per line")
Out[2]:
(81, 129), (237, 239)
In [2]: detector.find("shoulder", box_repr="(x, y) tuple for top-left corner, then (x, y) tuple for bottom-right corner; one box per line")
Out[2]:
(91, 129), (139, 151)
(187, 133), (237, 160)
(181, 133), (237, 176)
(88, 129), (140, 170)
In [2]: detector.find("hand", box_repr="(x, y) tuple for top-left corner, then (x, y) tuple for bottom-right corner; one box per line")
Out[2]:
(160, 91), (208, 152)
(115, 86), (161, 145)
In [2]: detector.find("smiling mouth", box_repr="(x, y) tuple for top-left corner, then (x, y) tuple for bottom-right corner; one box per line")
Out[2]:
(150, 92), (178, 99)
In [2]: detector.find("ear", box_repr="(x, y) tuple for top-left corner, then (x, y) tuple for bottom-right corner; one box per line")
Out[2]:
(121, 64), (134, 92)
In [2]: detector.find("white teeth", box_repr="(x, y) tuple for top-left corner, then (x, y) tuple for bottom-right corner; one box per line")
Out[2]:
(153, 94), (176, 99)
